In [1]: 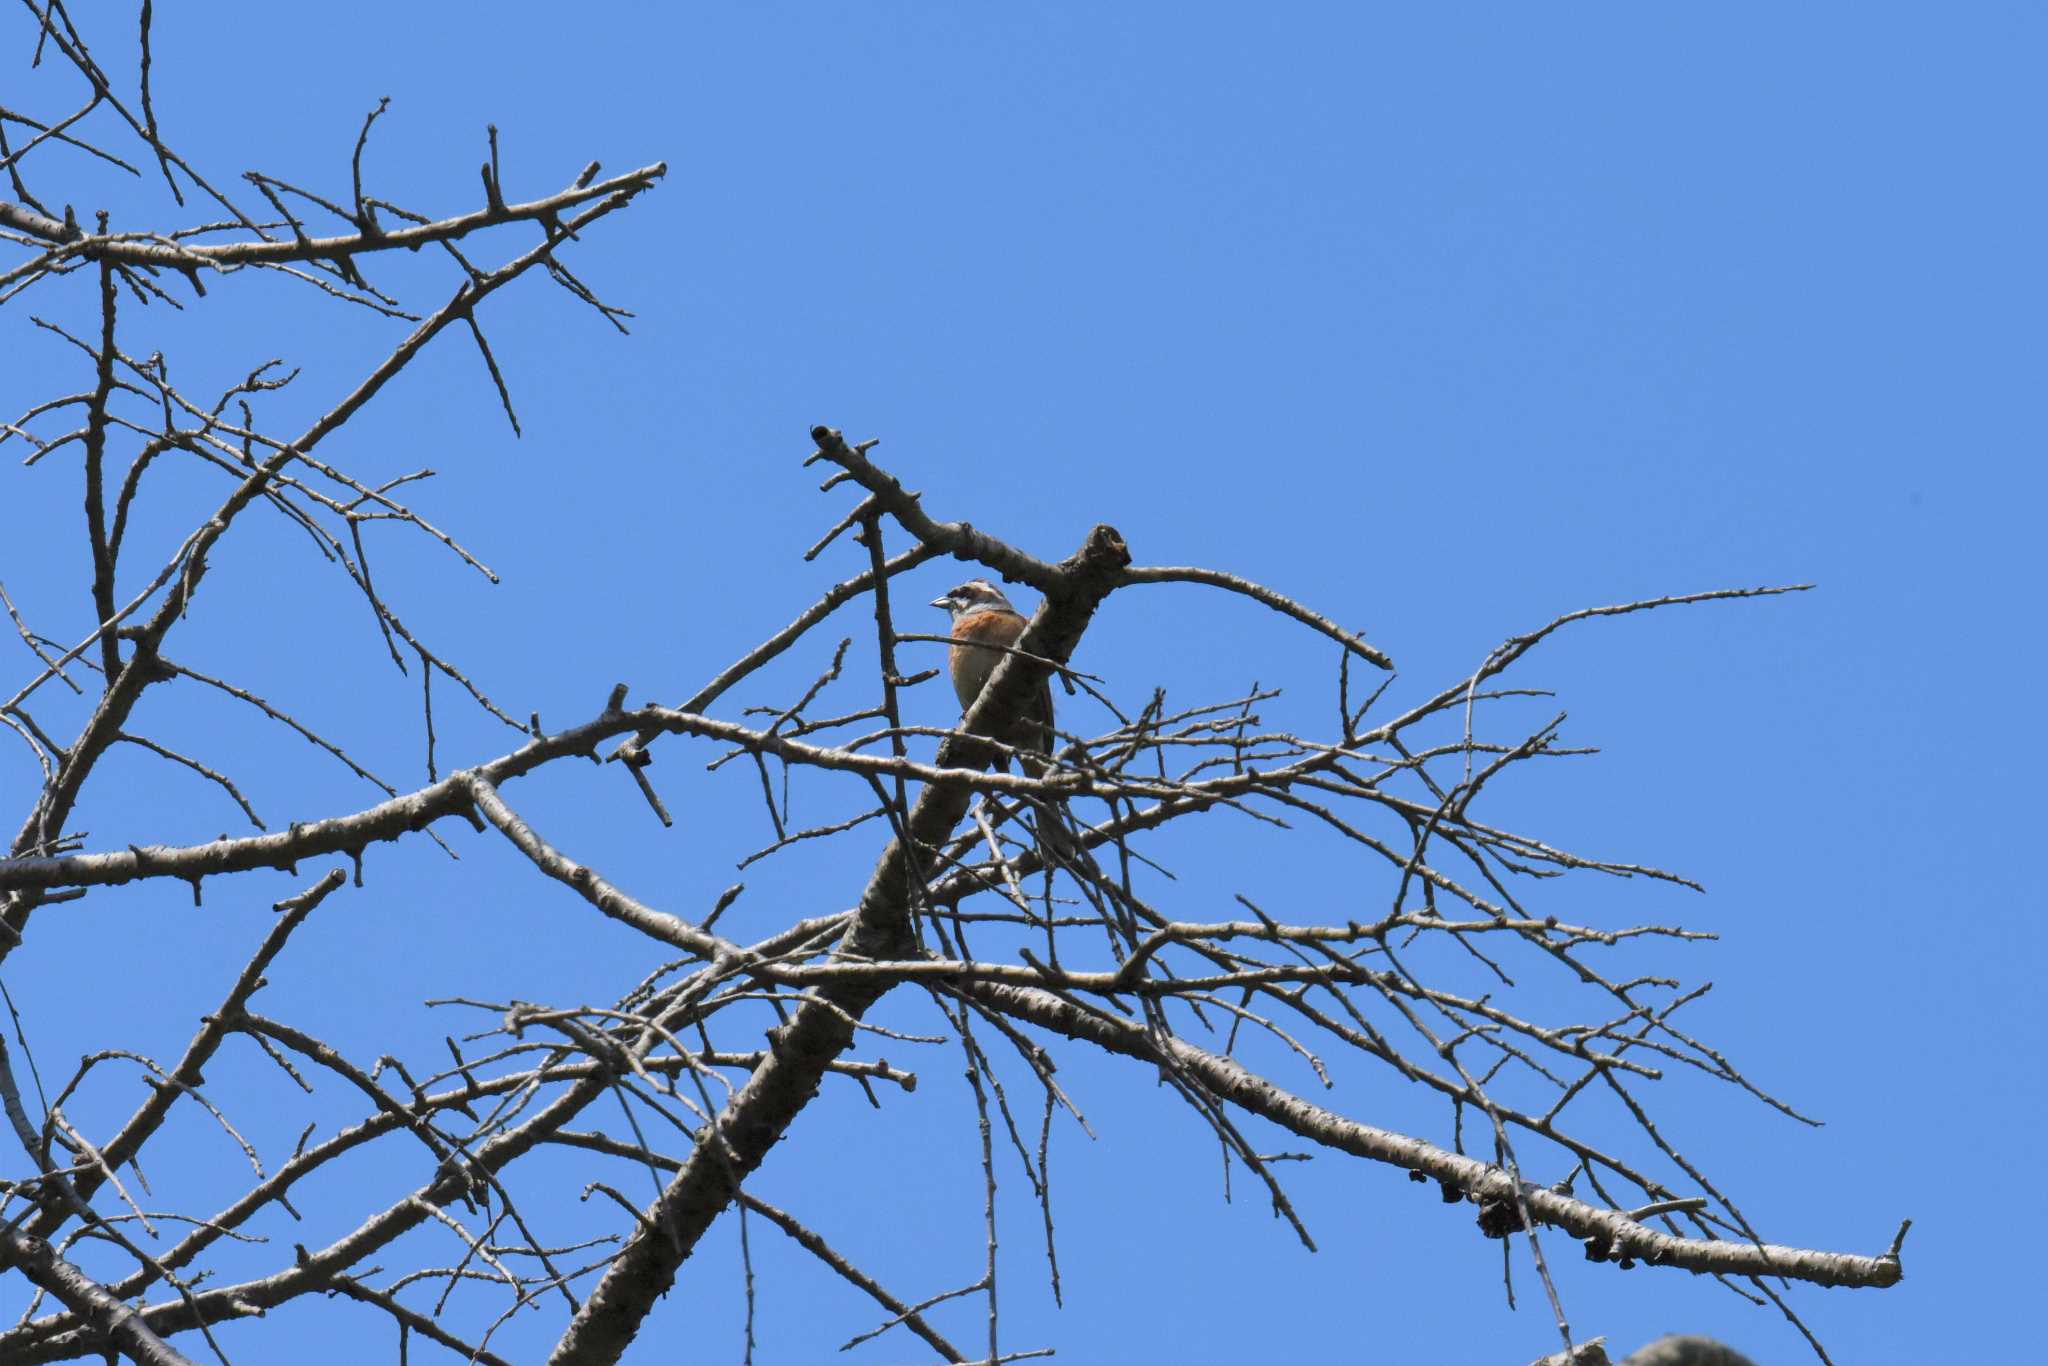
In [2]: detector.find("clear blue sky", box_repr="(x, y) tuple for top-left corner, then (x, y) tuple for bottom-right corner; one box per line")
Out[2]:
(3, 4), (2041, 1363)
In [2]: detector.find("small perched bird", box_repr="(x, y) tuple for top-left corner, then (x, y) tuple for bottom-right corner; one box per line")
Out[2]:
(931, 578), (1091, 873)
(929, 578), (1055, 773)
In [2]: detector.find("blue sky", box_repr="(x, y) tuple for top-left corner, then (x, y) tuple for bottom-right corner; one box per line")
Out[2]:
(3, 3), (2041, 1362)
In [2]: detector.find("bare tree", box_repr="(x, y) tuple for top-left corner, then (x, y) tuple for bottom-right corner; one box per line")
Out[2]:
(0, 8), (1905, 1365)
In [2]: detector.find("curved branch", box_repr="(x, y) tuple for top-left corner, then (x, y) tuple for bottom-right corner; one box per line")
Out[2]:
(0, 164), (666, 275)
(1119, 564), (1394, 671)
(962, 978), (1902, 1290)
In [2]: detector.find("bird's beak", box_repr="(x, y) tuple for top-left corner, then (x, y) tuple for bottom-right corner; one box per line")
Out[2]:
(929, 594), (952, 610)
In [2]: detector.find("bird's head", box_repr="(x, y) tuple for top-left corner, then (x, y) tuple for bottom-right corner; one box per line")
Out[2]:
(930, 579), (1017, 619)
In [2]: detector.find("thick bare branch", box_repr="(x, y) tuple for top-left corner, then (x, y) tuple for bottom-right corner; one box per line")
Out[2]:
(547, 523), (1132, 1366)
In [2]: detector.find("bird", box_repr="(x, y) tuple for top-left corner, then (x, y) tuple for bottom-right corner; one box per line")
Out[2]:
(931, 578), (1098, 876)
(929, 578), (1056, 774)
